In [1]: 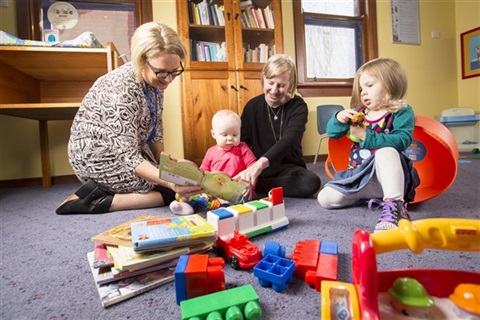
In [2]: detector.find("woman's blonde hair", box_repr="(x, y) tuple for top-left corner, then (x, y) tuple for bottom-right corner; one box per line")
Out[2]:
(350, 57), (408, 113)
(262, 54), (298, 96)
(130, 22), (187, 83)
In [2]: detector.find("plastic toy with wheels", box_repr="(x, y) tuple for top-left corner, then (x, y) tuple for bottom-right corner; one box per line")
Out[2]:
(320, 218), (480, 320)
(324, 115), (458, 203)
(215, 230), (262, 270)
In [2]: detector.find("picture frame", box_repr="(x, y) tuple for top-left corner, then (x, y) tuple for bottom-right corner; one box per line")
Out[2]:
(460, 26), (480, 79)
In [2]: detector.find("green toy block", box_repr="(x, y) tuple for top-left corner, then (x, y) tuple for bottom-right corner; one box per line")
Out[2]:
(180, 284), (262, 320)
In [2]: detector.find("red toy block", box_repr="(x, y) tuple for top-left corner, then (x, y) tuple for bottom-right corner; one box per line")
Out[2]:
(265, 187), (284, 205)
(184, 254), (225, 300)
(291, 240), (321, 280)
(305, 253), (338, 291)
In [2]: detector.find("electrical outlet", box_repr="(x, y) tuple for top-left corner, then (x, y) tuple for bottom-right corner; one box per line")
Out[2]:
(431, 31), (441, 39)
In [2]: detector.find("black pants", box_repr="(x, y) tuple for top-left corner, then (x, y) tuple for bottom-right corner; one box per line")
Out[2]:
(256, 164), (321, 198)
(152, 185), (176, 205)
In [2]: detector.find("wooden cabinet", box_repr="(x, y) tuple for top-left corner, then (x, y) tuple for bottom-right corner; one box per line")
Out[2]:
(176, 0), (283, 164)
(0, 43), (123, 187)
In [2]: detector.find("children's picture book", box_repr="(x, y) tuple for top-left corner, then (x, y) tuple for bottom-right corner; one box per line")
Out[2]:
(107, 241), (213, 271)
(87, 252), (175, 308)
(92, 242), (114, 268)
(130, 214), (217, 252)
(87, 251), (178, 285)
(158, 152), (249, 203)
(91, 215), (160, 247)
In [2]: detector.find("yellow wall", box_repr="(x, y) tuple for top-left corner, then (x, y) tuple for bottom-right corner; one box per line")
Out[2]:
(0, 0), (479, 181)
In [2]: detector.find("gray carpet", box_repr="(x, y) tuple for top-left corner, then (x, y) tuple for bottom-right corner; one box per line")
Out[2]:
(1, 157), (479, 319)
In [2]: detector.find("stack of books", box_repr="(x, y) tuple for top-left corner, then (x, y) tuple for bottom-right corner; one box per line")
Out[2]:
(87, 214), (217, 307)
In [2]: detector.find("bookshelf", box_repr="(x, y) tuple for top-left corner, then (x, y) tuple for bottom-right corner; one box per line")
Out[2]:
(176, 0), (283, 164)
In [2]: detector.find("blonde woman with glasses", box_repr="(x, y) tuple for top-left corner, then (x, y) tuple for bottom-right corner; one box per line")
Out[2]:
(56, 22), (201, 215)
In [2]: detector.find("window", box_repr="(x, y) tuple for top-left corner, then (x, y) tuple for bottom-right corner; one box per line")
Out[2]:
(293, 0), (378, 97)
(16, 0), (152, 58)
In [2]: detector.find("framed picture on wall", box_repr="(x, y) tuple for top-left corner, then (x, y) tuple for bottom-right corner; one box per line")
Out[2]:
(460, 26), (480, 79)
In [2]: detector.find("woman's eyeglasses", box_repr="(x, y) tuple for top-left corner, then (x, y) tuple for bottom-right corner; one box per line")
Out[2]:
(146, 61), (184, 79)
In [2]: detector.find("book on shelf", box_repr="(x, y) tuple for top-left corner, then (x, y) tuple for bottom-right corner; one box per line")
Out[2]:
(158, 152), (249, 203)
(108, 241), (214, 271)
(215, 4), (225, 26)
(91, 215), (160, 247)
(88, 251), (179, 285)
(93, 242), (114, 268)
(87, 252), (175, 308)
(130, 214), (217, 252)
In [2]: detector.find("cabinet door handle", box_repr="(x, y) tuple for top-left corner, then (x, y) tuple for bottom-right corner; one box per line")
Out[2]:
(230, 85), (239, 92)
(227, 12), (230, 21)
(240, 85), (248, 91)
(235, 13), (239, 20)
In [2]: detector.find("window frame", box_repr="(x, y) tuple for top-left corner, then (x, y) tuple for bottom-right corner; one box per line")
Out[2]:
(293, 0), (378, 97)
(16, 0), (152, 41)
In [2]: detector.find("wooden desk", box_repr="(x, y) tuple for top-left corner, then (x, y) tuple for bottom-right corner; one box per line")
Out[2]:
(0, 43), (124, 187)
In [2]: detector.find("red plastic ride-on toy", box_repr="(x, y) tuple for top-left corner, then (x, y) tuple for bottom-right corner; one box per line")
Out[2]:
(215, 230), (262, 270)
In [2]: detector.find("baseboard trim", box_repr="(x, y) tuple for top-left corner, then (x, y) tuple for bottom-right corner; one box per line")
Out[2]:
(0, 175), (80, 188)
(0, 155), (328, 188)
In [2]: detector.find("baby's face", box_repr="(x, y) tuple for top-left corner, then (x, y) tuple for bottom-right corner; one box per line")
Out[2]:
(211, 120), (241, 151)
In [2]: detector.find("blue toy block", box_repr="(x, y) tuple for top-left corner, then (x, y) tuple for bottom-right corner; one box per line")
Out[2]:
(320, 241), (338, 255)
(253, 254), (295, 292)
(211, 208), (234, 220)
(263, 241), (286, 258)
(174, 255), (189, 304)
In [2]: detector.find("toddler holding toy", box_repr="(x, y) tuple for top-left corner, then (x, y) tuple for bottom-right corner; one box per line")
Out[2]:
(317, 57), (420, 232)
(170, 109), (256, 215)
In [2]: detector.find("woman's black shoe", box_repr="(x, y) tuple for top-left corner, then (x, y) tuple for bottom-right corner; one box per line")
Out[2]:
(56, 180), (114, 215)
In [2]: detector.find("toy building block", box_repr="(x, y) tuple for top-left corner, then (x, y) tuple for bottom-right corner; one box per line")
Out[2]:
(180, 284), (262, 320)
(253, 254), (295, 292)
(291, 239), (321, 280)
(259, 187), (285, 221)
(305, 252), (339, 291)
(244, 200), (270, 226)
(206, 187), (289, 242)
(216, 230), (262, 270)
(174, 255), (189, 304)
(228, 204), (255, 232)
(320, 240), (339, 255)
(207, 208), (236, 239)
(292, 240), (339, 291)
(263, 241), (286, 258)
(174, 254), (225, 304)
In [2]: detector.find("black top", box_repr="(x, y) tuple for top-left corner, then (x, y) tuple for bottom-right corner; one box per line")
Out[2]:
(240, 94), (308, 176)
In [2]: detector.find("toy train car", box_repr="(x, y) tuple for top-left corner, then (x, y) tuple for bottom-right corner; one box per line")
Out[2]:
(207, 187), (288, 240)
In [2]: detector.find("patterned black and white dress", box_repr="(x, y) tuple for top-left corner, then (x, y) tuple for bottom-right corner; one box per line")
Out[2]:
(68, 62), (164, 193)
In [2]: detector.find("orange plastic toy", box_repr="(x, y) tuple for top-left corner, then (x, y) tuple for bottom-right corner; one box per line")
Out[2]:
(325, 115), (458, 204)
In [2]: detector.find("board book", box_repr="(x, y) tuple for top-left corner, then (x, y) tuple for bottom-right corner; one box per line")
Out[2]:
(88, 251), (178, 285)
(158, 152), (249, 203)
(107, 241), (214, 271)
(92, 242), (114, 268)
(91, 215), (160, 247)
(87, 252), (175, 308)
(131, 214), (217, 252)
